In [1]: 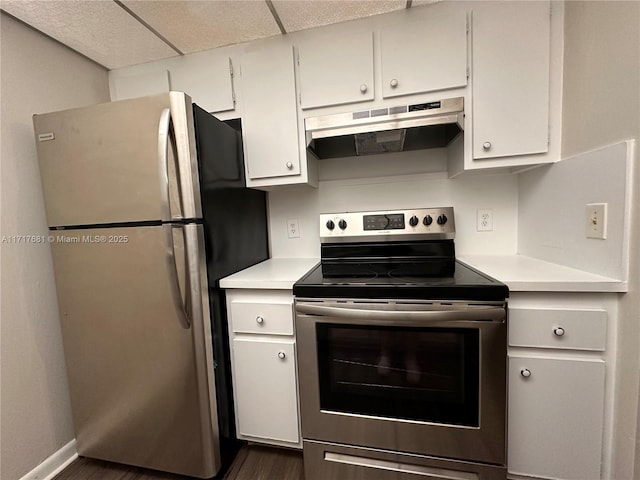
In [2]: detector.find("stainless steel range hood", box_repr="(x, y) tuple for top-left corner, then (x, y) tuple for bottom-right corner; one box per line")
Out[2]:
(305, 97), (464, 159)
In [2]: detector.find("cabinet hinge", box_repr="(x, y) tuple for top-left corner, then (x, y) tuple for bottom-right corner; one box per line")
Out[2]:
(466, 66), (470, 80)
(229, 58), (236, 106)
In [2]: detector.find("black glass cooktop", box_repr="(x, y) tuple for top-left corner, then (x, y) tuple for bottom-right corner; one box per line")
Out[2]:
(293, 260), (509, 301)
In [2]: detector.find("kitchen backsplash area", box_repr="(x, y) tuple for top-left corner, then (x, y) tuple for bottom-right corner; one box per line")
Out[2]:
(519, 140), (633, 282)
(267, 155), (519, 259)
(269, 138), (633, 282)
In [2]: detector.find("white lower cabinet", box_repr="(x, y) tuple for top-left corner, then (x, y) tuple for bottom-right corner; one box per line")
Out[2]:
(508, 355), (605, 480)
(507, 302), (608, 480)
(225, 289), (301, 448)
(232, 338), (299, 443)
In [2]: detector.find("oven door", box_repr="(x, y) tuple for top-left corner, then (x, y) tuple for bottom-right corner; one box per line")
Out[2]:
(295, 299), (507, 466)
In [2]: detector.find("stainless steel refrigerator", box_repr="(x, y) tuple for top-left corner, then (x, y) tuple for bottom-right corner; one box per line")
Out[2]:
(32, 92), (269, 478)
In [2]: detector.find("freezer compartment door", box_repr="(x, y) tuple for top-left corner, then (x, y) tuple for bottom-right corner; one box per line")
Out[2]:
(50, 225), (219, 478)
(33, 92), (201, 227)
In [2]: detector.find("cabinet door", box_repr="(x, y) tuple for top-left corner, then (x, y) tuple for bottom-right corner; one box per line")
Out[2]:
(472, 1), (550, 159)
(170, 54), (235, 113)
(298, 31), (374, 109)
(508, 355), (605, 480)
(110, 70), (170, 101)
(232, 338), (299, 443)
(380, 11), (468, 99)
(241, 44), (301, 180)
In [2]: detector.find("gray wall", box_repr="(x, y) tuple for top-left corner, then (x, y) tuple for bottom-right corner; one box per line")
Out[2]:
(0, 13), (110, 480)
(561, 2), (640, 478)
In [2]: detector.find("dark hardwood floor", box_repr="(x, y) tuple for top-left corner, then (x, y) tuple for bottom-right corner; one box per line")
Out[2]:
(53, 445), (304, 480)
(224, 445), (304, 480)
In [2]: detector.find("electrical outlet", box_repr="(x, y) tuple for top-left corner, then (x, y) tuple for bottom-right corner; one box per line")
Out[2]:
(586, 203), (607, 239)
(477, 209), (494, 232)
(287, 218), (300, 239)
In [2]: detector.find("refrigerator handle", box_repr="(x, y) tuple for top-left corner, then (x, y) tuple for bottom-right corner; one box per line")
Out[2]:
(158, 108), (173, 223)
(159, 108), (191, 329)
(163, 224), (191, 329)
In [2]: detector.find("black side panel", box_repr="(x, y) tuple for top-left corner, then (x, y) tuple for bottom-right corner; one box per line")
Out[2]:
(209, 288), (241, 476)
(192, 104), (270, 476)
(193, 103), (245, 188)
(201, 187), (269, 281)
(201, 191), (268, 474)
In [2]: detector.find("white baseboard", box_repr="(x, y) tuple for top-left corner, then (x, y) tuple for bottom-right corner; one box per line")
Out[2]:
(19, 439), (78, 480)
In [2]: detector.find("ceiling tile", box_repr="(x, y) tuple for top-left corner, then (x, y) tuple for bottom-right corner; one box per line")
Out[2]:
(121, 0), (282, 54)
(272, 0), (406, 33)
(1, 0), (177, 69)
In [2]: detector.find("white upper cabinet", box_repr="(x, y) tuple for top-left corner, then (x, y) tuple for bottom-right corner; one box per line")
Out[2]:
(169, 53), (235, 113)
(472, 1), (551, 160)
(297, 11), (467, 109)
(109, 52), (236, 114)
(380, 11), (468, 99)
(110, 69), (170, 101)
(241, 43), (304, 184)
(298, 31), (375, 109)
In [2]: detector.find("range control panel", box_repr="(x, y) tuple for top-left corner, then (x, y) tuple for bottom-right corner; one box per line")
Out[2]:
(320, 207), (455, 242)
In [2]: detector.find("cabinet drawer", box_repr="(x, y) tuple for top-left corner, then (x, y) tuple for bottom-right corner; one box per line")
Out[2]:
(509, 307), (606, 351)
(230, 300), (293, 335)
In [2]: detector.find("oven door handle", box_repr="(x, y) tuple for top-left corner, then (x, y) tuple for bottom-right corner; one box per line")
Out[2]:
(295, 304), (505, 323)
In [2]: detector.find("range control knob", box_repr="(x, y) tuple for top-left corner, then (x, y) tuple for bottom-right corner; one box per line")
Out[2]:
(409, 215), (419, 227)
(437, 214), (448, 225)
(423, 215), (433, 226)
(338, 219), (347, 230)
(326, 220), (335, 230)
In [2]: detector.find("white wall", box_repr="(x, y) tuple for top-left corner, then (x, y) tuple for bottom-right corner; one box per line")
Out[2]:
(0, 13), (110, 480)
(518, 140), (633, 281)
(559, 2), (640, 478)
(268, 150), (519, 258)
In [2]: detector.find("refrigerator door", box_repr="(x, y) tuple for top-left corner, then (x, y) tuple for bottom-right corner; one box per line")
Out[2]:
(33, 92), (201, 227)
(50, 224), (219, 478)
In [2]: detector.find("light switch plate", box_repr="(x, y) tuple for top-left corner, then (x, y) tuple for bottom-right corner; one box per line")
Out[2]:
(586, 203), (607, 239)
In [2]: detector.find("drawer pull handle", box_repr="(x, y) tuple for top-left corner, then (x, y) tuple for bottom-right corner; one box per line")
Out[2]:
(521, 369), (532, 378)
(482, 141), (492, 151)
(256, 316), (264, 325)
(553, 327), (565, 337)
(278, 351), (286, 360)
(360, 84), (368, 93)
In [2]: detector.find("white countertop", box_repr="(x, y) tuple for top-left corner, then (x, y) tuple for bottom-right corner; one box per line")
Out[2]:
(220, 255), (626, 293)
(458, 254), (627, 293)
(219, 258), (319, 290)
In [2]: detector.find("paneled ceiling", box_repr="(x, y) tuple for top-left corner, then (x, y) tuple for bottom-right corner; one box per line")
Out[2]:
(1, 0), (440, 70)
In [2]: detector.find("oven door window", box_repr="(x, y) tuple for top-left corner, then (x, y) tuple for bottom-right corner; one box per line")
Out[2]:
(316, 324), (479, 426)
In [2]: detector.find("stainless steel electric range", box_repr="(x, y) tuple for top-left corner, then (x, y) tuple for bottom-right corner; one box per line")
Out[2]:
(293, 207), (509, 480)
